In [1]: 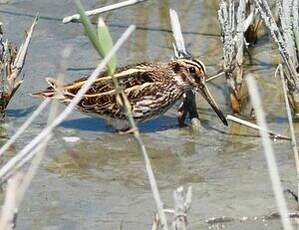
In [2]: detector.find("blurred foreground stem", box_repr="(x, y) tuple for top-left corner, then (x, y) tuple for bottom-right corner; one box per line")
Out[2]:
(75, 1), (168, 228)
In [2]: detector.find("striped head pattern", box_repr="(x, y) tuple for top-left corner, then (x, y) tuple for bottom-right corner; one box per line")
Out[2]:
(170, 58), (207, 89)
(169, 58), (228, 126)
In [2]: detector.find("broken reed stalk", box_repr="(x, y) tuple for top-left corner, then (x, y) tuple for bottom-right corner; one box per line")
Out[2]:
(151, 187), (192, 230)
(0, 25), (135, 184)
(218, 0), (246, 113)
(169, 9), (188, 58)
(169, 9), (200, 130)
(0, 16), (37, 115)
(246, 75), (292, 230)
(226, 114), (291, 140)
(62, 0), (147, 24)
(172, 186), (192, 230)
(152, 213), (160, 230)
(277, 64), (299, 204)
(11, 16), (38, 81)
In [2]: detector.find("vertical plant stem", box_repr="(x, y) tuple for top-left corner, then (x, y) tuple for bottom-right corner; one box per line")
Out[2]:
(0, 173), (22, 230)
(88, 11), (168, 226)
(134, 130), (168, 230)
(278, 64), (299, 203)
(117, 94), (168, 230)
(246, 75), (292, 230)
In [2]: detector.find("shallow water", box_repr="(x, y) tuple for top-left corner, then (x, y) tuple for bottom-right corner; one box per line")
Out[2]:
(0, 0), (297, 229)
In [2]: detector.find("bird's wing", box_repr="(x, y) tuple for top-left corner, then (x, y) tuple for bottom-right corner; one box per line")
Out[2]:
(33, 63), (166, 98)
(77, 64), (181, 119)
(80, 80), (182, 120)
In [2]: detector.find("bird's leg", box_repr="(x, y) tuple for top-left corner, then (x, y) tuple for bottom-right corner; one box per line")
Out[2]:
(178, 90), (199, 127)
(185, 90), (199, 121)
(178, 94), (188, 127)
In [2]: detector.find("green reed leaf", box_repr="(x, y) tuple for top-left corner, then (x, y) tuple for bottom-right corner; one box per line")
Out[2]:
(75, 0), (105, 58)
(97, 17), (116, 74)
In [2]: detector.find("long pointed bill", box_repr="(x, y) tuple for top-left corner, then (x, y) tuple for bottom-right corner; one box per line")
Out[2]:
(196, 84), (228, 126)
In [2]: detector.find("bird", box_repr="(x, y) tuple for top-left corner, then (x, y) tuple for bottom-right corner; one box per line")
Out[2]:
(32, 58), (228, 130)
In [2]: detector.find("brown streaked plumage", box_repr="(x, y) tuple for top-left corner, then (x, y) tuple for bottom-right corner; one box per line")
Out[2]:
(33, 58), (228, 130)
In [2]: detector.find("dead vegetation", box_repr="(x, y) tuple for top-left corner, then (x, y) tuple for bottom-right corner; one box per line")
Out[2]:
(0, 17), (37, 117)
(255, 0), (299, 117)
(218, 0), (248, 114)
(217, 0), (263, 114)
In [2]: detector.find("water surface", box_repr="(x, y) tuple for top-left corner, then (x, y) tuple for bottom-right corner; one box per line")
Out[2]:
(0, 0), (296, 229)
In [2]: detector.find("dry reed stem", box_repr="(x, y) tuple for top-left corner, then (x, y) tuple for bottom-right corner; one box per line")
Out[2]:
(152, 213), (160, 230)
(246, 74), (293, 230)
(218, 0), (247, 113)
(226, 114), (291, 140)
(134, 127), (168, 230)
(277, 64), (299, 204)
(172, 186), (192, 230)
(9, 16), (38, 84)
(169, 9), (188, 58)
(118, 92), (168, 229)
(0, 173), (22, 230)
(151, 186), (192, 230)
(63, 0), (146, 24)
(0, 16), (37, 114)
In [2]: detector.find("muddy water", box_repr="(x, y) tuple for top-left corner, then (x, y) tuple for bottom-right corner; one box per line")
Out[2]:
(0, 0), (296, 229)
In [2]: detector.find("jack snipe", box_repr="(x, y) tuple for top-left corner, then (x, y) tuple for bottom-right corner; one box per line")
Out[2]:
(33, 58), (227, 130)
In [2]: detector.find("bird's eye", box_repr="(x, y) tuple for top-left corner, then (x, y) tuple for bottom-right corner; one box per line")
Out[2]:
(189, 67), (196, 73)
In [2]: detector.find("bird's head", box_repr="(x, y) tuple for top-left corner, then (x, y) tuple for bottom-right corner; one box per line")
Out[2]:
(170, 58), (228, 126)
